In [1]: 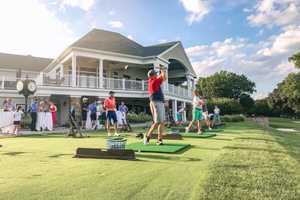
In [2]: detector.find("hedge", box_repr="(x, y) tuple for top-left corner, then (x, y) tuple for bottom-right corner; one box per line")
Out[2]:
(127, 112), (152, 123)
(206, 98), (243, 115)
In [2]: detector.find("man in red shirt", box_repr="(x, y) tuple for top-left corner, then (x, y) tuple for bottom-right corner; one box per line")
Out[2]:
(104, 91), (119, 136)
(144, 65), (167, 145)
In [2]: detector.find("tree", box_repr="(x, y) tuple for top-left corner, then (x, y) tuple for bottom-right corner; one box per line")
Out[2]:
(239, 93), (255, 113)
(251, 99), (273, 116)
(288, 52), (300, 69)
(197, 71), (256, 99)
(268, 72), (300, 115)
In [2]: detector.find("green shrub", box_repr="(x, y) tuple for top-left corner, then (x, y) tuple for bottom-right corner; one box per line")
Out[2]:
(127, 112), (152, 123)
(206, 98), (243, 115)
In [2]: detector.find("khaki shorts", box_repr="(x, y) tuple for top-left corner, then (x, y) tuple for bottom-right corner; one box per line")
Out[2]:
(150, 101), (165, 123)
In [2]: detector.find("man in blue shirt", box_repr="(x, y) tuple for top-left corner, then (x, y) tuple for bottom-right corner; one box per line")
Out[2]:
(118, 101), (131, 131)
(89, 101), (97, 129)
(29, 97), (38, 131)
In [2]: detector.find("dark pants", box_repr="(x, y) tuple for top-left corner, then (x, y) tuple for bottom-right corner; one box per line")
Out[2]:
(30, 112), (37, 131)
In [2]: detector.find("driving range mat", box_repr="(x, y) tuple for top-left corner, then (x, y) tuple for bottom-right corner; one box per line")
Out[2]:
(126, 142), (191, 153)
(181, 133), (217, 138)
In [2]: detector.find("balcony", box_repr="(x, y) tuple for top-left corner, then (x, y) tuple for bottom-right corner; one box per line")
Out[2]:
(0, 74), (192, 100)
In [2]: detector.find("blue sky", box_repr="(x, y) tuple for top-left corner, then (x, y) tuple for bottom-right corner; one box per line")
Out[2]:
(0, 0), (299, 98)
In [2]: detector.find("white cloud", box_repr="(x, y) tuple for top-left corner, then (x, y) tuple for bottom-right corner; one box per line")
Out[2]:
(252, 92), (268, 100)
(58, 0), (95, 12)
(180, 0), (211, 25)
(247, 0), (300, 28)
(258, 25), (300, 56)
(0, 0), (75, 58)
(109, 10), (115, 15)
(108, 20), (124, 28)
(186, 26), (300, 97)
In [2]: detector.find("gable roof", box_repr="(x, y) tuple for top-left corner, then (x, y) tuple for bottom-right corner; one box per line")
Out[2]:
(143, 41), (179, 57)
(70, 29), (178, 57)
(0, 52), (53, 71)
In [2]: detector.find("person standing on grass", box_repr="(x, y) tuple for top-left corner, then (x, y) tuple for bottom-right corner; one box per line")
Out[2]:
(49, 102), (57, 129)
(212, 105), (221, 127)
(185, 91), (204, 134)
(202, 99), (212, 130)
(118, 101), (130, 131)
(12, 106), (23, 136)
(29, 97), (38, 131)
(104, 91), (119, 136)
(176, 106), (185, 126)
(81, 98), (89, 129)
(144, 65), (167, 145)
(89, 100), (97, 130)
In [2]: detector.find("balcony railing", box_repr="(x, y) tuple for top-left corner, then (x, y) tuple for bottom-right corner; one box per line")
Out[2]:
(0, 74), (192, 99)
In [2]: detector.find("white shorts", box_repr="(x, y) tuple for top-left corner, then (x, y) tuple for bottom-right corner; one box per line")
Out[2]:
(150, 101), (165, 123)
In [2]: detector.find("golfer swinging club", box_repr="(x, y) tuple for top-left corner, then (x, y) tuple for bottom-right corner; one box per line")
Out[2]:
(144, 64), (167, 145)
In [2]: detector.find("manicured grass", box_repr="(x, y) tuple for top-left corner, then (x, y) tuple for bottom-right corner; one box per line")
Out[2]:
(269, 117), (300, 132)
(181, 133), (217, 138)
(0, 120), (300, 200)
(126, 142), (190, 153)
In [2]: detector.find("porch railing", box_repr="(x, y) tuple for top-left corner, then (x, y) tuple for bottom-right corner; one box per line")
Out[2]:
(0, 74), (192, 99)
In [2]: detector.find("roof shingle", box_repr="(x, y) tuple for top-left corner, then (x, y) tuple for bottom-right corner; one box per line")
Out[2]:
(0, 52), (53, 71)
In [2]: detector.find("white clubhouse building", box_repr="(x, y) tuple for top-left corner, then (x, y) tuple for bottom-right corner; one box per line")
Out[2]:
(0, 29), (196, 126)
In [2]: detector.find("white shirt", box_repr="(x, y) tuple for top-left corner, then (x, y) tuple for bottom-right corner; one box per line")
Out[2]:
(214, 108), (220, 114)
(13, 111), (23, 121)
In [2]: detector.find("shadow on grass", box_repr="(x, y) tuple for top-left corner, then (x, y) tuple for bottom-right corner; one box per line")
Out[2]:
(2, 151), (28, 156)
(192, 146), (221, 151)
(223, 146), (286, 154)
(136, 153), (201, 162)
(48, 153), (74, 158)
(234, 137), (277, 143)
(208, 138), (233, 141)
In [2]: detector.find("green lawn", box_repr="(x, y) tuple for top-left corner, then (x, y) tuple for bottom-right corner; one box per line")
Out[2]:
(0, 120), (300, 200)
(269, 117), (300, 132)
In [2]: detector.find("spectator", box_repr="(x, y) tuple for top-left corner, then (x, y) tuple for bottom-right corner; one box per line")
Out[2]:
(96, 99), (106, 129)
(13, 106), (23, 136)
(29, 97), (38, 131)
(213, 105), (221, 126)
(118, 101), (129, 130)
(176, 106), (185, 126)
(81, 98), (89, 129)
(89, 100), (97, 130)
(49, 102), (57, 128)
(3, 98), (15, 112)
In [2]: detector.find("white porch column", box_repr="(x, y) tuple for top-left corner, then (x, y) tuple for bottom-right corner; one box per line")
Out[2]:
(1, 76), (5, 89)
(98, 59), (103, 88)
(183, 101), (187, 122)
(172, 99), (177, 121)
(142, 80), (145, 91)
(71, 54), (77, 87)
